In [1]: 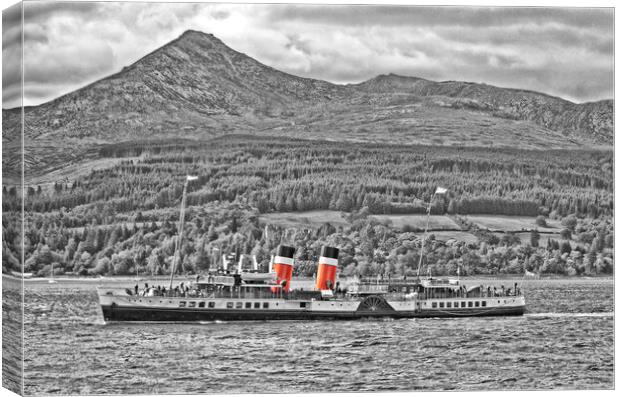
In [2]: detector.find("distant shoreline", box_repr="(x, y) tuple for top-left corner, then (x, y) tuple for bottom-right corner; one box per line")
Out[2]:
(3, 274), (613, 283)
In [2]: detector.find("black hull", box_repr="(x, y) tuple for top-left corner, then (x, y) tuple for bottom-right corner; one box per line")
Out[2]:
(101, 305), (525, 322)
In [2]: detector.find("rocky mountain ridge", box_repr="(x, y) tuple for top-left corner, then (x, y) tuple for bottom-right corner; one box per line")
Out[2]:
(2, 30), (613, 179)
(353, 73), (612, 143)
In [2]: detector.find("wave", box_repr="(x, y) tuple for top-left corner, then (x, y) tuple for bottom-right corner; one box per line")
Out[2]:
(526, 312), (614, 318)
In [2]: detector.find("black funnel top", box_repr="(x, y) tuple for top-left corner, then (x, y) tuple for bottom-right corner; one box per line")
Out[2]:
(277, 245), (296, 258)
(320, 246), (339, 259)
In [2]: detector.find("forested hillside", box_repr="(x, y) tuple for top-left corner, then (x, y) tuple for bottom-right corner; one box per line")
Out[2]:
(3, 135), (613, 278)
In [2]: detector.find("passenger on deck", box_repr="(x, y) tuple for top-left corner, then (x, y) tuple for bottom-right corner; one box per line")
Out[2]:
(134, 284), (139, 295)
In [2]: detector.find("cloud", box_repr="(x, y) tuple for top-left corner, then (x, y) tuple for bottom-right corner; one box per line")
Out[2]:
(266, 5), (613, 31)
(22, 1), (100, 22)
(1, 2), (613, 108)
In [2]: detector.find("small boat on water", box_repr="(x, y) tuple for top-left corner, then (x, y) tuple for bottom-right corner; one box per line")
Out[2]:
(97, 180), (525, 322)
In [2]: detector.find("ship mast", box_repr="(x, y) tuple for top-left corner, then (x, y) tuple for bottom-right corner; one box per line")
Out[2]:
(169, 175), (198, 290)
(416, 187), (447, 279)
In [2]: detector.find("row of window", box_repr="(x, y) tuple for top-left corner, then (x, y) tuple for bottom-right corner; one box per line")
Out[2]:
(431, 301), (487, 309)
(178, 301), (271, 309)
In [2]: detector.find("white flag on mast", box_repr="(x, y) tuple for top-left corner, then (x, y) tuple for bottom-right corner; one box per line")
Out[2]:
(435, 186), (447, 194)
(186, 175), (198, 181)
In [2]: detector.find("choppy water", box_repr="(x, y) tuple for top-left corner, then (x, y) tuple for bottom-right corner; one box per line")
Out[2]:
(5, 277), (615, 394)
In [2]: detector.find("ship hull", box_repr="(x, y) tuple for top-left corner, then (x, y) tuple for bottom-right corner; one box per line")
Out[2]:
(100, 304), (525, 322)
(101, 305), (407, 322)
(99, 287), (526, 322)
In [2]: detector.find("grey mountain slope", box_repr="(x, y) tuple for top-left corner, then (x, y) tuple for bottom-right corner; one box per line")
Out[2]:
(353, 74), (613, 143)
(1, 30), (613, 180)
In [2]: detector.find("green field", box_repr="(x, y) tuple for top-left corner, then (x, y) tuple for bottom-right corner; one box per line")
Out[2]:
(259, 211), (461, 232)
(258, 211), (568, 245)
(258, 211), (350, 229)
(466, 215), (562, 232)
(370, 214), (460, 231)
(257, 211), (588, 248)
(415, 231), (479, 244)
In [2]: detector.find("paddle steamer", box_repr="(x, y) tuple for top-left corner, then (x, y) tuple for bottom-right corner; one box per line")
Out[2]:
(97, 180), (525, 322)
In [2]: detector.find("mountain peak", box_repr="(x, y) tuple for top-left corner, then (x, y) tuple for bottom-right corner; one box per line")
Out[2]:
(178, 29), (218, 41)
(171, 29), (228, 50)
(3, 32), (612, 154)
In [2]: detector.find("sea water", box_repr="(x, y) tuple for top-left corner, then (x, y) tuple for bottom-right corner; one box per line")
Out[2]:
(3, 277), (614, 394)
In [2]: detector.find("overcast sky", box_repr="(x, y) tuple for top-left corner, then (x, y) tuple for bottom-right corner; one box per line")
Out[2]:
(2, 1), (614, 108)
